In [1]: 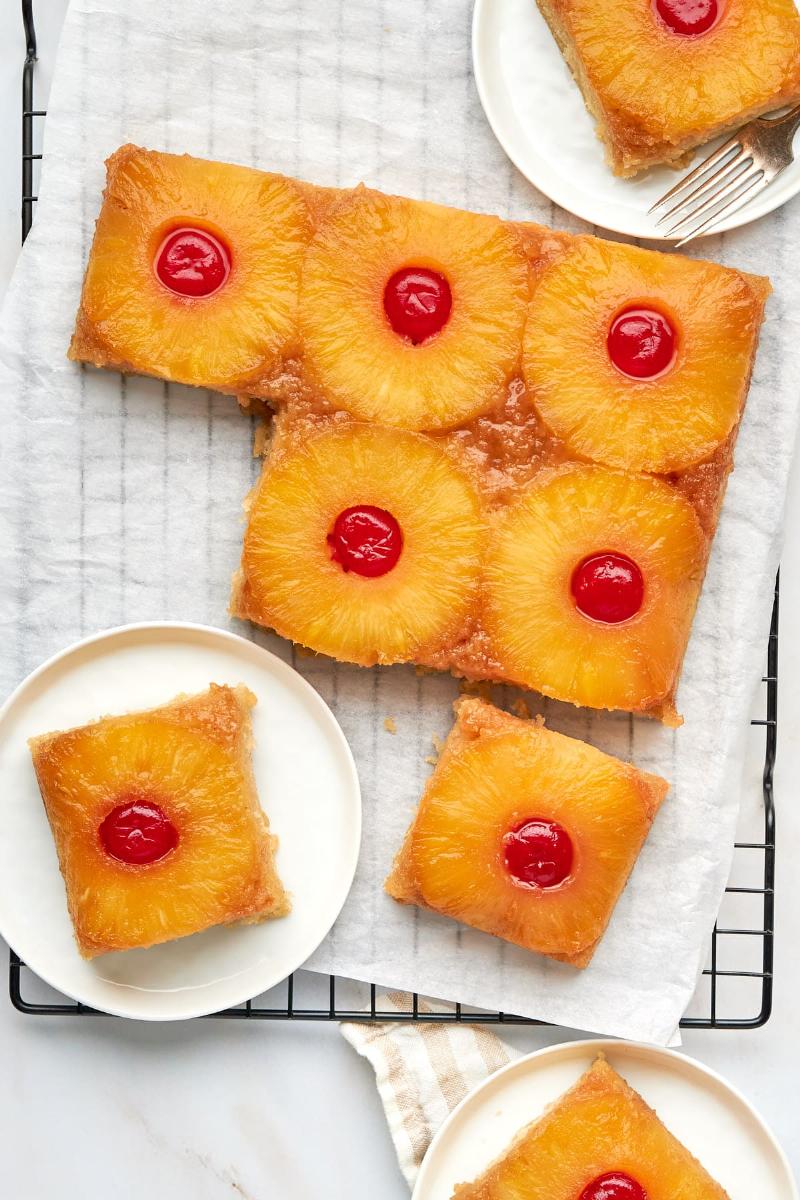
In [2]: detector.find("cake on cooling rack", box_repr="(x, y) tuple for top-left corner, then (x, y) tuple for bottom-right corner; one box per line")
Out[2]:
(29, 684), (289, 958)
(69, 147), (310, 393)
(71, 146), (771, 723)
(453, 1055), (730, 1199)
(533, 0), (800, 176)
(385, 698), (667, 967)
(232, 408), (711, 724)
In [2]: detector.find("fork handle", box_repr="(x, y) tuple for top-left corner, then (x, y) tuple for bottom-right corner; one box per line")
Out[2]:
(760, 103), (800, 133)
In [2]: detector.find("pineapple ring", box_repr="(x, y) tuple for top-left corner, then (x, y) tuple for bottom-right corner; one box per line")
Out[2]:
(80, 147), (310, 391)
(240, 423), (485, 664)
(484, 465), (706, 717)
(409, 727), (658, 960)
(523, 239), (766, 472)
(40, 720), (265, 951)
(567, 0), (800, 144)
(299, 190), (529, 431)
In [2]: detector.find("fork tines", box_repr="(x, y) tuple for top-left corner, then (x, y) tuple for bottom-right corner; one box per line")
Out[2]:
(649, 134), (769, 247)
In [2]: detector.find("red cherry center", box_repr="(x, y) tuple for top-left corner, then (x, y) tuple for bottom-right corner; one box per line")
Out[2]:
(99, 798), (179, 865)
(328, 505), (403, 578)
(655, 0), (719, 36)
(580, 1172), (648, 1200)
(502, 818), (574, 889)
(607, 308), (676, 379)
(383, 267), (453, 344)
(572, 553), (644, 624)
(155, 227), (231, 297)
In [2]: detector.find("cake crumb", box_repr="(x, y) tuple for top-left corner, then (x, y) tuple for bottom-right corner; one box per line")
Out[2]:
(250, 415), (274, 458)
(424, 733), (446, 767)
(252, 424), (268, 457)
(459, 679), (494, 702)
(383, 716), (397, 734)
(512, 698), (531, 720)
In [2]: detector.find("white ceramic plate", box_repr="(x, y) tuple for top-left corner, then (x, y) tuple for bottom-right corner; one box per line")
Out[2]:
(414, 1039), (797, 1200)
(472, 0), (800, 240)
(0, 623), (361, 1020)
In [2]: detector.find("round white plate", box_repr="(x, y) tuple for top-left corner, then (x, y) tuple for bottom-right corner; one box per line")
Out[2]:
(414, 1039), (797, 1200)
(472, 0), (800, 240)
(0, 623), (361, 1020)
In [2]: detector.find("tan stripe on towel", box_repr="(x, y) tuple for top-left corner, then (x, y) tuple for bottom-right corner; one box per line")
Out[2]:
(383, 1038), (434, 1172)
(418, 1021), (471, 1110)
(472, 1024), (513, 1076)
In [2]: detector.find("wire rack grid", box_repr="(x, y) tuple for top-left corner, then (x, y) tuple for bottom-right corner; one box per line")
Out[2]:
(9, 0), (777, 1028)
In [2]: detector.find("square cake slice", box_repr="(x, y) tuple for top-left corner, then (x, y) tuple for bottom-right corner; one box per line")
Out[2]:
(68, 144), (311, 394)
(385, 698), (667, 967)
(535, 0), (800, 176)
(29, 683), (289, 958)
(453, 1055), (729, 1199)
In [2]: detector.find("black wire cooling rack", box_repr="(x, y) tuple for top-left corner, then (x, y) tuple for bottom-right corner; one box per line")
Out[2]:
(9, 0), (777, 1028)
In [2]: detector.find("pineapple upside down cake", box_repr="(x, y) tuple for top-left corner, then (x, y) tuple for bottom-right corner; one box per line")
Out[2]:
(71, 146), (771, 723)
(453, 1055), (730, 1199)
(29, 684), (289, 958)
(534, 0), (800, 176)
(385, 698), (667, 967)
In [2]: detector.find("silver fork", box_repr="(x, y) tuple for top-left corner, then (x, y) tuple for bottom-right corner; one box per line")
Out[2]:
(649, 104), (800, 246)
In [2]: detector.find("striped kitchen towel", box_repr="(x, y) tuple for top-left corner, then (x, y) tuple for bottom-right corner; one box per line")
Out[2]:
(341, 995), (520, 1187)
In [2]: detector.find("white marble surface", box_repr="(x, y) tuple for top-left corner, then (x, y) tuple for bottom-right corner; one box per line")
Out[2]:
(0, 3), (798, 1196)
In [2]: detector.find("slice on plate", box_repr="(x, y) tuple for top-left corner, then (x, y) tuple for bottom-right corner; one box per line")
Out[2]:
(29, 683), (289, 958)
(385, 698), (667, 967)
(535, 0), (800, 176)
(453, 1054), (729, 1198)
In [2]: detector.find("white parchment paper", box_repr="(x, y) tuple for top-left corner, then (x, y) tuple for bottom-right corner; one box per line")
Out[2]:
(0, 0), (797, 1045)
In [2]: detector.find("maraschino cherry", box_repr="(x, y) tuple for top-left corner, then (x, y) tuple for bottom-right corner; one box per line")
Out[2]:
(155, 227), (231, 297)
(607, 308), (676, 379)
(502, 818), (574, 889)
(655, 0), (719, 36)
(579, 1172), (648, 1200)
(328, 505), (403, 577)
(99, 798), (179, 865)
(571, 553), (644, 624)
(384, 267), (452, 344)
